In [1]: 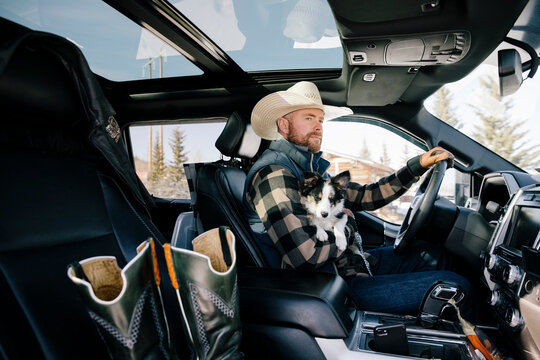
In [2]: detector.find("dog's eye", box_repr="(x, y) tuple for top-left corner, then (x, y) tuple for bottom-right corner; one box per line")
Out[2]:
(328, 194), (333, 200)
(318, 193), (322, 200)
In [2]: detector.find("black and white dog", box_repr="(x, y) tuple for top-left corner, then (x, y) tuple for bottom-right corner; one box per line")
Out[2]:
(301, 171), (351, 250)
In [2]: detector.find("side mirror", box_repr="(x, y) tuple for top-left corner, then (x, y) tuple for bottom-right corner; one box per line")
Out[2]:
(498, 49), (523, 97)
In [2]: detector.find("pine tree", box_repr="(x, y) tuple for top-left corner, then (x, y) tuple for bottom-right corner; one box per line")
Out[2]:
(159, 127), (190, 198)
(167, 127), (188, 183)
(432, 87), (462, 129)
(470, 76), (540, 169)
(148, 133), (165, 190)
(379, 142), (390, 166)
(359, 138), (371, 160)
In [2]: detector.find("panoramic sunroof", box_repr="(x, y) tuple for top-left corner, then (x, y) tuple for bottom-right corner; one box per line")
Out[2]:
(0, 0), (203, 81)
(172, 0), (343, 72)
(1, 0), (343, 80)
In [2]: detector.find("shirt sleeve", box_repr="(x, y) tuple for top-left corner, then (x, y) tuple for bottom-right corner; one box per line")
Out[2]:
(246, 164), (352, 270)
(344, 155), (427, 211)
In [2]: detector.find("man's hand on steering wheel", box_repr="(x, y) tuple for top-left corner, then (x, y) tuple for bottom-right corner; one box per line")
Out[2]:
(394, 147), (454, 255)
(420, 146), (454, 168)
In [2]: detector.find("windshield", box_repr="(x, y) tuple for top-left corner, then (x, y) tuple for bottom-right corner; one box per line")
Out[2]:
(424, 49), (540, 174)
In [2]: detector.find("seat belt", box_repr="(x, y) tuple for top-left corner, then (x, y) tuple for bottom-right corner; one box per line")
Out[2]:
(183, 162), (205, 236)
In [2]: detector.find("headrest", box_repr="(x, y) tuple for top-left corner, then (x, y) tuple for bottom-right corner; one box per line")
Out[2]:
(0, 32), (82, 125)
(215, 112), (262, 160)
(0, 20), (153, 209)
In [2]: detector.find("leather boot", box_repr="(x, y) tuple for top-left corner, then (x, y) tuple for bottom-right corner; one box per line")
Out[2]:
(164, 227), (243, 360)
(67, 238), (174, 360)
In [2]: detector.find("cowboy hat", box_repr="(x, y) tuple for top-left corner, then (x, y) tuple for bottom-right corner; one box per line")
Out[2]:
(251, 81), (325, 140)
(251, 81), (352, 140)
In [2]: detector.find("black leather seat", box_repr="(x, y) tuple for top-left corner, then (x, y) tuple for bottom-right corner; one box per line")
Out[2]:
(196, 112), (270, 268)
(0, 22), (186, 359)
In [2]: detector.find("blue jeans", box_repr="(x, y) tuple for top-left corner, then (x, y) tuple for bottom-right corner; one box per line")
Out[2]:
(346, 245), (477, 320)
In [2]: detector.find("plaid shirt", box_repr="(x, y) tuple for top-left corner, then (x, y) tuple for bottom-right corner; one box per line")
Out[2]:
(246, 161), (423, 271)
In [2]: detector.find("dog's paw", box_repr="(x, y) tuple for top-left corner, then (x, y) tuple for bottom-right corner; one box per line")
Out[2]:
(316, 226), (329, 241)
(335, 234), (347, 250)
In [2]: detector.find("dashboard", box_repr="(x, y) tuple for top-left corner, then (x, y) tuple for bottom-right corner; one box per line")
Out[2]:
(480, 171), (540, 357)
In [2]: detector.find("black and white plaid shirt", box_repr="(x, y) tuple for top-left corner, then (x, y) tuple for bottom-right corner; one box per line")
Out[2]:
(246, 158), (424, 273)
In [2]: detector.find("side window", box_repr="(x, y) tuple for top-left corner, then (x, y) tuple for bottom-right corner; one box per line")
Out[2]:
(322, 119), (465, 224)
(128, 120), (226, 199)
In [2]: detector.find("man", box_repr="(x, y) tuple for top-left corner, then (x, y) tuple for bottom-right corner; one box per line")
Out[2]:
(243, 81), (475, 317)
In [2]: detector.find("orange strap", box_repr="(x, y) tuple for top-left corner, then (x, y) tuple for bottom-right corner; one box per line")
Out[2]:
(163, 244), (179, 290)
(467, 335), (494, 360)
(149, 238), (161, 286)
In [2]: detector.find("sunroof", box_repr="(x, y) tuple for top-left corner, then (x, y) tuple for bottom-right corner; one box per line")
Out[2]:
(0, 0), (202, 81)
(172, 0), (343, 71)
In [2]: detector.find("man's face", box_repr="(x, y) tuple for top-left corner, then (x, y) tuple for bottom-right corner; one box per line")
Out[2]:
(279, 108), (324, 153)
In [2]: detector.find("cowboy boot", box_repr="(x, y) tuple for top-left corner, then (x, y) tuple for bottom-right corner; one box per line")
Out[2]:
(67, 238), (174, 360)
(164, 227), (243, 360)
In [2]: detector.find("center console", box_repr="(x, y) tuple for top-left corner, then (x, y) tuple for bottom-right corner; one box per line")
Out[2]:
(483, 184), (540, 331)
(239, 268), (488, 359)
(346, 311), (478, 359)
(480, 184), (540, 359)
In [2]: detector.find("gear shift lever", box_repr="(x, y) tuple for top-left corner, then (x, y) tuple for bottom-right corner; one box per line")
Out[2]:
(419, 281), (464, 326)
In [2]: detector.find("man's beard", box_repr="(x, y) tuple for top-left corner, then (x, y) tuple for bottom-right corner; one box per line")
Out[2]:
(287, 127), (322, 153)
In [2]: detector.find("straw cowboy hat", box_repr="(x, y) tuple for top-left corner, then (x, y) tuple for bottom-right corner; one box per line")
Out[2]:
(251, 81), (352, 140)
(251, 81), (325, 140)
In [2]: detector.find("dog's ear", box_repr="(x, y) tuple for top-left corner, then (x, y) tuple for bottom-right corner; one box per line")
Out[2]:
(302, 172), (320, 195)
(332, 170), (350, 190)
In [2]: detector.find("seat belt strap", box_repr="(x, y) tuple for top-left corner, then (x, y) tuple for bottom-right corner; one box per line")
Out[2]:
(183, 162), (204, 235)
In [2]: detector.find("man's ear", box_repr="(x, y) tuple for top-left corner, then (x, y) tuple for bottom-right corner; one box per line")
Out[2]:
(302, 172), (320, 195)
(332, 170), (350, 190)
(277, 117), (289, 136)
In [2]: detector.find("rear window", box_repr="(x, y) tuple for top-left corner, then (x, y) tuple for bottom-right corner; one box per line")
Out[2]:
(128, 120), (226, 198)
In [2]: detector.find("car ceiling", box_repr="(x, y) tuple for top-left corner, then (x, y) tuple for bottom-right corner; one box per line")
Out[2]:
(98, 0), (537, 125)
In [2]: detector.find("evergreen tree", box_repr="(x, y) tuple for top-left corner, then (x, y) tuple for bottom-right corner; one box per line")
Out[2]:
(470, 76), (540, 169)
(148, 133), (165, 191)
(167, 127), (188, 183)
(432, 87), (462, 129)
(379, 142), (391, 166)
(158, 127), (190, 198)
(359, 139), (371, 160)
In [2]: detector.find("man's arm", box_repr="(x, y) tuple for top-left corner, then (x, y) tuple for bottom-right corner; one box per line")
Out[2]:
(345, 147), (454, 211)
(247, 164), (355, 270)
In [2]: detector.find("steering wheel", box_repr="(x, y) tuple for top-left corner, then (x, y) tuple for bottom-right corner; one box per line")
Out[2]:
(394, 160), (448, 255)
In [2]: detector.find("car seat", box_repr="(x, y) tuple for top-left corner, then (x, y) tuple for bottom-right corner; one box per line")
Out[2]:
(0, 20), (187, 359)
(195, 112), (271, 267)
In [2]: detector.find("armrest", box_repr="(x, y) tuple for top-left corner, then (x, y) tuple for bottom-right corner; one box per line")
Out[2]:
(238, 267), (355, 338)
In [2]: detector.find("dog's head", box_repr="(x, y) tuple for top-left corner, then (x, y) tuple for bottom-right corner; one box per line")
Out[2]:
(302, 171), (350, 218)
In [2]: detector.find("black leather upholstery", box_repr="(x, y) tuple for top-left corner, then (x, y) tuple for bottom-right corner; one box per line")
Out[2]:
(215, 112), (248, 158)
(238, 268), (355, 360)
(196, 112), (269, 267)
(238, 268), (354, 338)
(197, 163), (268, 267)
(0, 24), (186, 359)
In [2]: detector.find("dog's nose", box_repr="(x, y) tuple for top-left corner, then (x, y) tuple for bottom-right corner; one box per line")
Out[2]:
(321, 211), (328, 218)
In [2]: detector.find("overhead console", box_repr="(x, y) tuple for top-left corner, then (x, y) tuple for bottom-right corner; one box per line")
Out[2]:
(344, 30), (471, 106)
(326, 0), (528, 106)
(346, 32), (471, 67)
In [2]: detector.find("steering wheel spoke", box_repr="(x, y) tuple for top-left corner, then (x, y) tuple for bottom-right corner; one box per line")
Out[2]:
(394, 161), (448, 255)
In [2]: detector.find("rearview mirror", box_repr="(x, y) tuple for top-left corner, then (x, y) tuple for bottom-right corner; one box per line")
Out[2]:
(498, 49), (523, 97)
